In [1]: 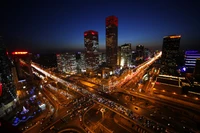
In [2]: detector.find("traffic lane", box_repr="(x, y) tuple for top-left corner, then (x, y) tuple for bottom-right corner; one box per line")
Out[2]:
(83, 104), (103, 123)
(40, 99), (93, 133)
(126, 91), (199, 132)
(84, 104), (133, 133)
(101, 115), (132, 133)
(112, 92), (185, 132)
(103, 88), (197, 132)
(128, 90), (200, 120)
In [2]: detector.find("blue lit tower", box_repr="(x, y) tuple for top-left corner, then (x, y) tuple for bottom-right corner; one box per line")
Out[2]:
(0, 36), (17, 117)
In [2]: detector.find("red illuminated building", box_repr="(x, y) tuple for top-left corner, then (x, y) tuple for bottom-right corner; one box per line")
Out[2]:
(84, 30), (99, 71)
(106, 15), (118, 67)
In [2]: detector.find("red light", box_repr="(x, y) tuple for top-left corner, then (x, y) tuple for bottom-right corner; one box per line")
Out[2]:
(106, 16), (118, 27)
(12, 51), (28, 55)
(0, 83), (2, 97)
(84, 33), (87, 36)
(6, 52), (8, 55)
(92, 32), (94, 35)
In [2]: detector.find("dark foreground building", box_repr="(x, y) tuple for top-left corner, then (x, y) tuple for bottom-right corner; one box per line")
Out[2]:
(0, 36), (17, 117)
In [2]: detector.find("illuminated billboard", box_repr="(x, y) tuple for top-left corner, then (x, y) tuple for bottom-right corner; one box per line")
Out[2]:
(12, 51), (28, 55)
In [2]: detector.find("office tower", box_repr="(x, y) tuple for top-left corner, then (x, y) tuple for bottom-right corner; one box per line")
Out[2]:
(106, 15), (118, 68)
(131, 50), (137, 63)
(32, 53), (57, 68)
(136, 45), (144, 61)
(57, 53), (77, 74)
(119, 43), (132, 67)
(10, 51), (32, 80)
(144, 48), (152, 61)
(76, 52), (86, 73)
(84, 30), (99, 71)
(161, 35), (181, 76)
(0, 36), (17, 117)
(194, 58), (200, 81)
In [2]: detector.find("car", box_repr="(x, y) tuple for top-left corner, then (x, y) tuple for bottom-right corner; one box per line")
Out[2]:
(150, 114), (154, 116)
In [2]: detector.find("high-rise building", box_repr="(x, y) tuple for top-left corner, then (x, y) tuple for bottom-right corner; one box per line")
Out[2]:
(144, 48), (152, 61)
(10, 51), (32, 81)
(76, 52), (86, 73)
(32, 53), (57, 68)
(0, 36), (17, 117)
(136, 45), (144, 62)
(106, 15), (118, 68)
(84, 30), (99, 71)
(57, 53), (77, 74)
(161, 35), (181, 76)
(119, 43), (132, 68)
(194, 58), (200, 81)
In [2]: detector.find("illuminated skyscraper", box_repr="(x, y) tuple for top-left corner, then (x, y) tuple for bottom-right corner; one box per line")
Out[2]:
(119, 43), (132, 67)
(161, 35), (181, 75)
(57, 53), (77, 74)
(84, 30), (99, 71)
(106, 15), (118, 68)
(0, 36), (17, 117)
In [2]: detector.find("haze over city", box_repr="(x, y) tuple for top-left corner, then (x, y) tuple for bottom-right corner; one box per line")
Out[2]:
(1, 0), (200, 53)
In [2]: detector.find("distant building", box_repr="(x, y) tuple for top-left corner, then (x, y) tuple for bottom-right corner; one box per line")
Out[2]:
(84, 30), (99, 71)
(106, 15), (118, 68)
(144, 48), (152, 61)
(0, 36), (17, 117)
(10, 51), (32, 80)
(98, 52), (106, 66)
(118, 43), (132, 68)
(136, 45), (144, 61)
(131, 50), (137, 63)
(161, 35), (181, 76)
(32, 53), (57, 68)
(194, 58), (200, 81)
(76, 52), (86, 73)
(57, 53), (77, 74)
(184, 50), (200, 72)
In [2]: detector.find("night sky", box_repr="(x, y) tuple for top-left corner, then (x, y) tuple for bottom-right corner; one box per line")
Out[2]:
(0, 0), (200, 53)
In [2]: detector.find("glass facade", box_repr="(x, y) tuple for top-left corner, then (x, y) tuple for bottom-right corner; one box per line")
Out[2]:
(161, 35), (181, 75)
(106, 16), (118, 67)
(119, 43), (132, 67)
(84, 30), (99, 71)
(57, 53), (78, 74)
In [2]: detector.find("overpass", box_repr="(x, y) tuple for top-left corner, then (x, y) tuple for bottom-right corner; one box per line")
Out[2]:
(18, 52), (166, 132)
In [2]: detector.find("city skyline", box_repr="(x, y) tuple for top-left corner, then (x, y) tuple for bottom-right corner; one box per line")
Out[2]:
(0, 0), (200, 53)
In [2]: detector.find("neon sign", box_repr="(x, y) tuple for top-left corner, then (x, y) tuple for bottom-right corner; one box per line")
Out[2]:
(12, 51), (28, 55)
(169, 35), (181, 38)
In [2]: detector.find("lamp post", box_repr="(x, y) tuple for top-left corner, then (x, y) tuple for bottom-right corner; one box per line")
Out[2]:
(100, 108), (105, 119)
